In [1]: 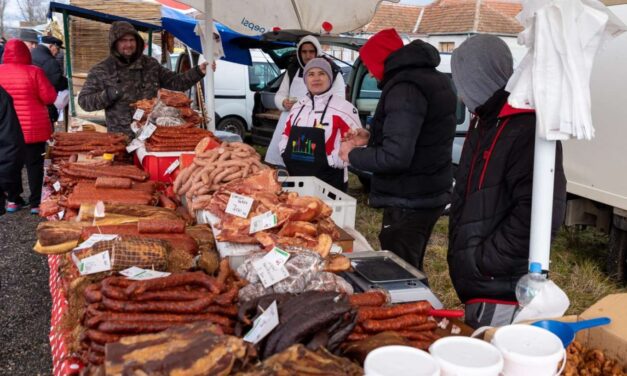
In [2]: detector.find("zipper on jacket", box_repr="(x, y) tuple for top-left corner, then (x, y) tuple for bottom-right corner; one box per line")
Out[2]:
(465, 117), (484, 199)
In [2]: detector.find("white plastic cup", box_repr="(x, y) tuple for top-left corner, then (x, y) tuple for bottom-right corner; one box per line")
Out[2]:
(364, 345), (440, 376)
(429, 336), (503, 376)
(492, 324), (566, 376)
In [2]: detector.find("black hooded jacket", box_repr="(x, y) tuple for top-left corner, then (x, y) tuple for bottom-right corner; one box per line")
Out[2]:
(448, 89), (567, 303)
(31, 44), (67, 91)
(0, 85), (26, 184)
(348, 39), (457, 209)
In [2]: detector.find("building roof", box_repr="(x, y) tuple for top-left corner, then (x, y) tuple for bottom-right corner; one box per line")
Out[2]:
(360, 0), (523, 36)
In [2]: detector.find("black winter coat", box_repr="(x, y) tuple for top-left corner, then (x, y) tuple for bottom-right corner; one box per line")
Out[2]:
(0, 86), (26, 184)
(448, 89), (567, 303)
(348, 40), (457, 209)
(31, 45), (67, 91)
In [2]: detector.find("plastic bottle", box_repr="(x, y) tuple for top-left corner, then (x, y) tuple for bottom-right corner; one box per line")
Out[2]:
(515, 262), (547, 307)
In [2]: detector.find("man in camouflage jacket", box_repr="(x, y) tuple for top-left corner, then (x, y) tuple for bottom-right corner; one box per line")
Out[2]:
(78, 21), (207, 136)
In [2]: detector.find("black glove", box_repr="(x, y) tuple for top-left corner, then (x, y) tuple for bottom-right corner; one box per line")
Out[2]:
(105, 86), (122, 103)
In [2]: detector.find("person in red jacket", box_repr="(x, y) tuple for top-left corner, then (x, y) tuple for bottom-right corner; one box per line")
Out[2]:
(0, 39), (56, 214)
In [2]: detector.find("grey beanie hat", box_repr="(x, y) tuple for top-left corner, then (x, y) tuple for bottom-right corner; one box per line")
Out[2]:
(451, 34), (513, 112)
(19, 28), (40, 43)
(303, 58), (334, 82)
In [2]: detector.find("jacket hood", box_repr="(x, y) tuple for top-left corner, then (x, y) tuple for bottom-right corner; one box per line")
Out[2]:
(2, 39), (32, 65)
(380, 39), (440, 86)
(359, 28), (404, 81)
(296, 35), (322, 68)
(109, 21), (145, 64)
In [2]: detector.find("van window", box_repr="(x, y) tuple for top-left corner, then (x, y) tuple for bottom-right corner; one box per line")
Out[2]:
(248, 62), (280, 91)
(358, 74), (381, 99)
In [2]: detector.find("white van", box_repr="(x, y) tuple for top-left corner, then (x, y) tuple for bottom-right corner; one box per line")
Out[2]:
(213, 50), (281, 136)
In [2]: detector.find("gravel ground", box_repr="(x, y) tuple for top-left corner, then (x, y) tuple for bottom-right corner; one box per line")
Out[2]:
(0, 173), (52, 375)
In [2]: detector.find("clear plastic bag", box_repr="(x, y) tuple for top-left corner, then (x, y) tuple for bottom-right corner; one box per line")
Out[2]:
(148, 100), (181, 124)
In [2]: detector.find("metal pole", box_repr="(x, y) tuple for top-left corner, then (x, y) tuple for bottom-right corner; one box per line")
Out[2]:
(147, 30), (153, 57)
(528, 133), (557, 271)
(62, 10), (76, 117)
(203, 0), (215, 131)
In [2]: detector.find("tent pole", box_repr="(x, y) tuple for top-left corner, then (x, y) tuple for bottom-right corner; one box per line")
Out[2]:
(203, 0), (215, 131)
(528, 133), (557, 271)
(62, 9), (76, 118)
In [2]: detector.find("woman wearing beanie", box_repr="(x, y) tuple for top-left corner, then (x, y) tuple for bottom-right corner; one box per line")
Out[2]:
(279, 58), (361, 191)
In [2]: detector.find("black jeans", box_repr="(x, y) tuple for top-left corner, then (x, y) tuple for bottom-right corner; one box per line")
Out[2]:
(8, 143), (46, 207)
(378, 206), (445, 271)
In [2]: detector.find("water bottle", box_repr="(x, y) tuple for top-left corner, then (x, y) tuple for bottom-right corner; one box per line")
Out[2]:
(515, 262), (547, 307)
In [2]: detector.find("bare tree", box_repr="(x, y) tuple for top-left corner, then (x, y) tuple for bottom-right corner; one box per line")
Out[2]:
(17, 0), (49, 25)
(0, 0), (8, 36)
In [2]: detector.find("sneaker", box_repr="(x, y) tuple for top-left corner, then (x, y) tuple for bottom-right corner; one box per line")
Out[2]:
(6, 202), (22, 213)
(30, 207), (40, 215)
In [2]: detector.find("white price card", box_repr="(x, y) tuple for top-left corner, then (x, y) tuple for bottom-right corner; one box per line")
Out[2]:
(53, 181), (61, 192)
(252, 247), (290, 288)
(120, 267), (170, 280)
(74, 234), (118, 251)
(132, 108), (145, 121)
(75, 251), (112, 275)
(138, 122), (157, 141)
(164, 159), (180, 176)
(249, 211), (278, 234)
(126, 139), (143, 153)
(225, 193), (254, 218)
(94, 201), (106, 218)
(243, 300), (280, 344)
(58, 210), (65, 220)
(130, 121), (140, 134)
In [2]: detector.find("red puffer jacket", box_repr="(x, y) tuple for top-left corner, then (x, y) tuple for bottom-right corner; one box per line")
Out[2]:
(0, 39), (56, 144)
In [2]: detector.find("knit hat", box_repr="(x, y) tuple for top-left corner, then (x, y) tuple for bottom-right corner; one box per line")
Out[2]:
(451, 34), (513, 112)
(359, 28), (404, 81)
(303, 58), (334, 82)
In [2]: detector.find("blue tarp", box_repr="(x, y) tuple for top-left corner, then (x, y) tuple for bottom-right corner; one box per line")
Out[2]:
(161, 7), (255, 66)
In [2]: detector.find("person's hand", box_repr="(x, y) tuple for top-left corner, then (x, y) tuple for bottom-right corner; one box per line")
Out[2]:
(282, 98), (296, 111)
(105, 86), (122, 103)
(198, 61), (209, 74)
(339, 140), (356, 163)
(343, 128), (370, 147)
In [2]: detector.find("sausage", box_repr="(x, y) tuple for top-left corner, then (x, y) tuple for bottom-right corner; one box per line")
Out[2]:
(85, 329), (122, 344)
(102, 296), (214, 314)
(215, 258), (231, 289)
(89, 341), (105, 354)
(95, 177), (132, 189)
(356, 301), (432, 322)
(84, 283), (103, 303)
(158, 193), (177, 209)
(404, 321), (438, 332)
(133, 289), (212, 302)
(137, 219), (185, 234)
(395, 330), (438, 341)
(362, 314), (428, 332)
(214, 285), (239, 306)
(204, 304), (238, 317)
(125, 272), (220, 296)
(86, 311), (232, 329)
(348, 291), (388, 307)
(347, 332), (370, 341)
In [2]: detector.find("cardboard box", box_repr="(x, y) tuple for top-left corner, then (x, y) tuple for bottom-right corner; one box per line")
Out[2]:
(334, 226), (354, 253)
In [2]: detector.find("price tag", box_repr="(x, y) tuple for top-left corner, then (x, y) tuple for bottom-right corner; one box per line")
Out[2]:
(130, 121), (140, 134)
(47, 139), (55, 147)
(164, 159), (180, 176)
(53, 181), (61, 192)
(126, 139), (143, 153)
(75, 251), (112, 275)
(132, 108), (145, 121)
(138, 122), (157, 141)
(249, 211), (278, 234)
(58, 210), (65, 220)
(252, 247), (290, 288)
(120, 267), (170, 280)
(243, 300), (280, 344)
(94, 201), (106, 218)
(74, 234), (118, 250)
(225, 193), (254, 218)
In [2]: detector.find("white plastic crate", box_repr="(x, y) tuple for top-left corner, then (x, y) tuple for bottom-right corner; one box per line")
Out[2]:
(281, 176), (357, 229)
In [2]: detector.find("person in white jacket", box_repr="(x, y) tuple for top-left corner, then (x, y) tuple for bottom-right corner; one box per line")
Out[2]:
(265, 35), (346, 167)
(279, 58), (361, 191)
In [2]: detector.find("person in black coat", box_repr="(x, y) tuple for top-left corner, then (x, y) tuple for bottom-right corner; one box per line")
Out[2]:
(31, 36), (68, 122)
(448, 35), (567, 329)
(340, 29), (457, 271)
(0, 85), (26, 215)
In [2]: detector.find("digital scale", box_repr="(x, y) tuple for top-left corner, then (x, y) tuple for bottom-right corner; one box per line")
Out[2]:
(342, 251), (443, 309)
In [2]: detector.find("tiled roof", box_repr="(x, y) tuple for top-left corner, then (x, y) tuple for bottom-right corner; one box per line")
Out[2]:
(360, 0), (523, 36)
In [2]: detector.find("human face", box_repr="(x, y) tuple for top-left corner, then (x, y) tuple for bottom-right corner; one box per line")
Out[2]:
(299, 42), (317, 65)
(49, 45), (59, 57)
(305, 68), (331, 95)
(116, 34), (137, 57)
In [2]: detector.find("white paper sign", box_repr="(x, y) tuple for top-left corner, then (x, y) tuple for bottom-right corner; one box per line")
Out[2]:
(76, 251), (112, 275)
(164, 159), (180, 176)
(74, 234), (118, 251)
(132, 108), (145, 121)
(138, 123), (157, 141)
(252, 247), (290, 288)
(120, 267), (171, 280)
(126, 139), (143, 153)
(58, 210), (65, 220)
(249, 211), (278, 234)
(130, 121), (140, 134)
(53, 181), (61, 192)
(243, 300), (280, 344)
(94, 201), (106, 218)
(225, 193), (254, 218)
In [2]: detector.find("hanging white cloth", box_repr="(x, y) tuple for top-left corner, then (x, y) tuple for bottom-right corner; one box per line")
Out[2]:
(506, 0), (626, 140)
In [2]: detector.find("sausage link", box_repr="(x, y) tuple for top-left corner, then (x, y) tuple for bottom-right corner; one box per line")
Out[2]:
(362, 314), (428, 332)
(356, 301), (432, 322)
